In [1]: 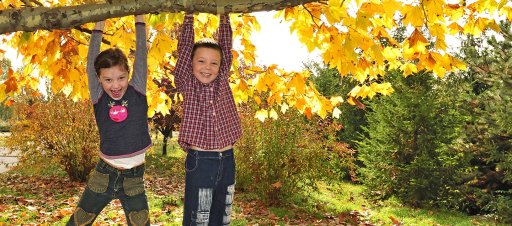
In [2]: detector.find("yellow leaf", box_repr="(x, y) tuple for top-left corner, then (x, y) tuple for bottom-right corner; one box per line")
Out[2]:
(374, 82), (394, 96)
(500, 6), (512, 21)
(486, 20), (501, 33)
(348, 85), (361, 98)
(287, 73), (306, 94)
(332, 107), (341, 119)
(408, 28), (429, 47)
(238, 79), (248, 91)
(401, 63), (418, 77)
(424, 0), (444, 21)
(269, 108), (278, 120)
(330, 96), (344, 106)
(404, 29), (429, 58)
(4, 69), (17, 93)
(295, 97), (306, 111)
(447, 22), (463, 35)
(402, 5), (425, 27)
(449, 55), (467, 70)
(254, 75), (268, 92)
(254, 109), (268, 122)
(355, 11), (373, 30)
(447, 4), (464, 21)
(0, 84), (6, 102)
(280, 103), (289, 114)
(254, 95), (262, 105)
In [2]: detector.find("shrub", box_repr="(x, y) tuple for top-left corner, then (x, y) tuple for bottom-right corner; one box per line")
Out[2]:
(235, 105), (348, 204)
(7, 93), (99, 182)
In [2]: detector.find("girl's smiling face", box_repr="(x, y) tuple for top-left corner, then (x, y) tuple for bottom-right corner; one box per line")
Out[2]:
(192, 47), (221, 84)
(99, 65), (129, 100)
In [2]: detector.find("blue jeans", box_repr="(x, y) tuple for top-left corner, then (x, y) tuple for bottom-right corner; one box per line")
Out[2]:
(66, 158), (150, 226)
(183, 149), (236, 226)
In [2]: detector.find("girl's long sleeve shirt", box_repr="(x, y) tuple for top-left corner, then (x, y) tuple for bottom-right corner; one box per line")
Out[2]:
(87, 22), (152, 168)
(173, 15), (242, 151)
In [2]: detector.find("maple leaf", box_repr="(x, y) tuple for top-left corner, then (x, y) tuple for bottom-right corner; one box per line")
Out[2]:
(287, 72), (306, 94)
(4, 69), (17, 93)
(255, 109), (268, 122)
(269, 108), (278, 120)
(332, 107), (342, 119)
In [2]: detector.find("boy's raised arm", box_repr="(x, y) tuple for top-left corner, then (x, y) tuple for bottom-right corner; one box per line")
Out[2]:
(87, 21), (105, 103)
(173, 14), (195, 91)
(131, 15), (148, 95)
(217, 14), (233, 81)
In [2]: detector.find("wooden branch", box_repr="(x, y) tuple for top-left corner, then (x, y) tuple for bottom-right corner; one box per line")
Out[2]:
(0, 0), (318, 34)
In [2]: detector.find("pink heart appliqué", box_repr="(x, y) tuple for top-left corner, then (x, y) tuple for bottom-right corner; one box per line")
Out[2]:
(109, 105), (128, 122)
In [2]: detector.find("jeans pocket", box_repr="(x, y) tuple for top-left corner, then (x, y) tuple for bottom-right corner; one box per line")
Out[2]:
(87, 169), (109, 194)
(185, 154), (198, 172)
(123, 176), (145, 197)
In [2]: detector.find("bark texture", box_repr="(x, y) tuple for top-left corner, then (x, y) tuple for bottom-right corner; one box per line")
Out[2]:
(0, 0), (317, 34)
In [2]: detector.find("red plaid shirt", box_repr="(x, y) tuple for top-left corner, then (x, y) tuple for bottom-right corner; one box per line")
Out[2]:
(173, 15), (242, 151)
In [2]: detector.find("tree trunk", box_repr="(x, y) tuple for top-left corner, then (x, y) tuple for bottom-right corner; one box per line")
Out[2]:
(162, 135), (168, 156)
(0, 0), (317, 34)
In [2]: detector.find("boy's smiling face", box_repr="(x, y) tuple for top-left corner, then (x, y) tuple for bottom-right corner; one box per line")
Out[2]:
(192, 47), (221, 84)
(99, 65), (129, 100)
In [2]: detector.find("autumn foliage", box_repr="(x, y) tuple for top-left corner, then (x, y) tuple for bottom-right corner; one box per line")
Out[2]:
(7, 92), (99, 182)
(1, 0), (510, 121)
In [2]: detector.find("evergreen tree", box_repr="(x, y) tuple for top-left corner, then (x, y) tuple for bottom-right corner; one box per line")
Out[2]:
(458, 21), (512, 222)
(357, 71), (471, 207)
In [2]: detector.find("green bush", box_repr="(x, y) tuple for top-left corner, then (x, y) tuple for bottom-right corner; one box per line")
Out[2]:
(7, 92), (99, 182)
(357, 71), (471, 207)
(235, 106), (345, 204)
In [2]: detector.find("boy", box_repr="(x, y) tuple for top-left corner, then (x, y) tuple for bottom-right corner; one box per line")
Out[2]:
(173, 13), (242, 225)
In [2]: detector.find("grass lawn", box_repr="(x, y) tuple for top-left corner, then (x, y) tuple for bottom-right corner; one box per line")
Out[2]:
(0, 136), (505, 225)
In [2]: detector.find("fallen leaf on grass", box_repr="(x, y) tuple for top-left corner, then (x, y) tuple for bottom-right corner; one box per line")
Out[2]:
(271, 181), (282, 189)
(389, 216), (402, 226)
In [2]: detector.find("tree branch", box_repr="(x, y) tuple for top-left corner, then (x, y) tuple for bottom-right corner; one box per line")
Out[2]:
(0, 0), (318, 34)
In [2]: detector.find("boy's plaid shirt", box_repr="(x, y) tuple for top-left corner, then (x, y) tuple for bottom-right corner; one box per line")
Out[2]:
(173, 15), (242, 151)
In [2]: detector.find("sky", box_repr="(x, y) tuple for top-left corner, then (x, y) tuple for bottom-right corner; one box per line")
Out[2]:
(249, 11), (318, 71)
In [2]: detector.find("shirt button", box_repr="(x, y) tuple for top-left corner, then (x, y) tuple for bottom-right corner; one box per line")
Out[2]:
(213, 112), (216, 116)
(209, 100), (213, 104)
(210, 88), (214, 91)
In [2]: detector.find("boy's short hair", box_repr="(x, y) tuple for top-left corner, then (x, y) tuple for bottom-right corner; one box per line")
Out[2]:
(94, 48), (130, 77)
(192, 38), (223, 61)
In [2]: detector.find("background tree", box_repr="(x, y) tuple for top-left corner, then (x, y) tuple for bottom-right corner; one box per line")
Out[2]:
(357, 71), (472, 207)
(456, 21), (512, 223)
(149, 77), (181, 155)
